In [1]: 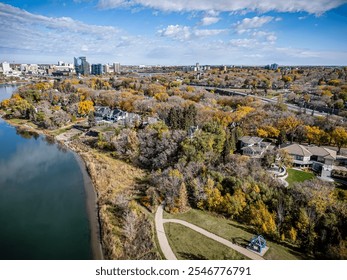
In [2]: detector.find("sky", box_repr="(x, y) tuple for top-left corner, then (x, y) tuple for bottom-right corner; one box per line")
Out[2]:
(0, 0), (347, 65)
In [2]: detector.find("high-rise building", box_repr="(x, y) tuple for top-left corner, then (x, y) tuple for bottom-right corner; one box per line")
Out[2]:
(113, 62), (120, 73)
(74, 56), (90, 75)
(103, 64), (111, 73)
(0, 61), (11, 73)
(91, 64), (103, 75)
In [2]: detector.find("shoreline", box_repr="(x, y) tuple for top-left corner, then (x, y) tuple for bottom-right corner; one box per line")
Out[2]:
(73, 151), (104, 260)
(0, 117), (104, 260)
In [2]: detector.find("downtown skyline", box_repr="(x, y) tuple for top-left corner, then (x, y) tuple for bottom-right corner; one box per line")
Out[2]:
(0, 0), (347, 65)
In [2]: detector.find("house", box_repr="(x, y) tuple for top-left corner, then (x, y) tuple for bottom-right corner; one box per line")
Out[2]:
(239, 136), (272, 158)
(107, 109), (128, 122)
(280, 143), (336, 178)
(95, 106), (111, 119)
(121, 113), (141, 126)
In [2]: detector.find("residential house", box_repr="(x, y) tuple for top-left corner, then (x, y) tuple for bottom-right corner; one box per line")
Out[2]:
(107, 109), (128, 122)
(280, 143), (336, 178)
(239, 136), (272, 158)
(95, 106), (111, 119)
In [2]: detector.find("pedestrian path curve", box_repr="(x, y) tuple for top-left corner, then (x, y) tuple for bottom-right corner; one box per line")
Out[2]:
(155, 205), (264, 260)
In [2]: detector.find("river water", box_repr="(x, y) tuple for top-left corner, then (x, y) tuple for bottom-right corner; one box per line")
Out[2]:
(0, 84), (92, 259)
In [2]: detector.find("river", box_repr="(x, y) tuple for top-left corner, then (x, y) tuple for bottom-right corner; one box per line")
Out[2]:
(0, 84), (93, 259)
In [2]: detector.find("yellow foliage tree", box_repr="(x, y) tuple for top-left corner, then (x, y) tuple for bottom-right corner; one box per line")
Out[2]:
(257, 125), (280, 138)
(305, 125), (327, 145)
(78, 100), (94, 116)
(277, 115), (302, 142)
(249, 201), (277, 236)
(289, 227), (297, 242)
(332, 126), (347, 154)
(232, 105), (255, 122)
(0, 98), (10, 109)
(223, 188), (246, 218)
(154, 92), (169, 102)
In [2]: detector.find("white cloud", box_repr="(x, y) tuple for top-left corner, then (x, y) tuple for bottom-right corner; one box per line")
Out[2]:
(206, 10), (220, 17)
(97, 0), (347, 15)
(201, 16), (220, 26)
(0, 3), (134, 61)
(1, 3), (346, 65)
(158, 25), (226, 41)
(234, 16), (274, 34)
(158, 25), (192, 41)
(194, 29), (225, 37)
(229, 38), (257, 48)
(252, 31), (277, 43)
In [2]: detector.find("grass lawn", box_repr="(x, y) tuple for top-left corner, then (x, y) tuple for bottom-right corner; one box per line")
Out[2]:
(286, 168), (315, 187)
(164, 209), (303, 260)
(164, 223), (248, 260)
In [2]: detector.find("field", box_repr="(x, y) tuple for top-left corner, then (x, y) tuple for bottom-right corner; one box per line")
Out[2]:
(164, 209), (304, 260)
(164, 223), (248, 260)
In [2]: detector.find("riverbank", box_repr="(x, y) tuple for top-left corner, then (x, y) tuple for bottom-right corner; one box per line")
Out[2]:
(73, 152), (104, 260)
(1, 116), (152, 259)
(1, 117), (104, 259)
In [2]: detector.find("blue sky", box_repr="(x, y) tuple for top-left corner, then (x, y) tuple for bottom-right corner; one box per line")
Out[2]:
(0, 0), (347, 65)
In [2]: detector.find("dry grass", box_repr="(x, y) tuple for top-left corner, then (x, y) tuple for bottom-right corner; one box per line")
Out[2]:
(70, 141), (147, 259)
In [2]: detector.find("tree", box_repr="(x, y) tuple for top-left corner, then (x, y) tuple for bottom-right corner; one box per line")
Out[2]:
(257, 125), (280, 139)
(78, 100), (94, 116)
(277, 115), (302, 143)
(249, 201), (277, 236)
(177, 183), (189, 213)
(305, 125), (327, 146)
(331, 127), (347, 154)
(154, 92), (169, 102)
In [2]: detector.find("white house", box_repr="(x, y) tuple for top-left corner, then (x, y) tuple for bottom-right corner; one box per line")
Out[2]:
(280, 143), (336, 178)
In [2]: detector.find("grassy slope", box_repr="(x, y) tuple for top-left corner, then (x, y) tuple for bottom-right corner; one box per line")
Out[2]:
(165, 209), (303, 260)
(286, 168), (315, 187)
(164, 223), (248, 260)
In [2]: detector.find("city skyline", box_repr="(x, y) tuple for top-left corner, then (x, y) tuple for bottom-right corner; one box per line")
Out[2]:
(0, 0), (347, 65)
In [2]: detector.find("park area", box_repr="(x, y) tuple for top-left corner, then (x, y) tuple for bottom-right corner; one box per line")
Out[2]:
(164, 209), (304, 260)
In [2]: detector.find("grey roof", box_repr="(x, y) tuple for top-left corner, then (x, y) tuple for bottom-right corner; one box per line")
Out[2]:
(306, 146), (336, 160)
(239, 136), (263, 145)
(281, 143), (311, 157)
(241, 146), (264, 154)
(281, 144), (336, 160)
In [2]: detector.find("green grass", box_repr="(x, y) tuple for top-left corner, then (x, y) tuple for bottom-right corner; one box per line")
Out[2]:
(50, 126), (71, 136)
(164, 209), (303, 260)
(286, 168), (315, 187)
(164, 223), (248, 260)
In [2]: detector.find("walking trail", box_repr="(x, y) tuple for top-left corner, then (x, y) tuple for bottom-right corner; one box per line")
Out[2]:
(155, 205), (264, 260)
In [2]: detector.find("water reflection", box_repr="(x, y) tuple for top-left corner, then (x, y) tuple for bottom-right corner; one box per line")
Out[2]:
(0, 84), (18, 100)
(0, 139), (69, 185)
(15, 127), (39, 139)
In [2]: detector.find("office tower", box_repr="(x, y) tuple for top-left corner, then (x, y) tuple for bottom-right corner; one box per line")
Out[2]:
(74, 56), (90, 75)
(91, 64), (103, 75)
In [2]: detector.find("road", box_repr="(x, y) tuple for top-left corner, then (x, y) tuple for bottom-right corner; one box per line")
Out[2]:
(203, 86), (332, 118)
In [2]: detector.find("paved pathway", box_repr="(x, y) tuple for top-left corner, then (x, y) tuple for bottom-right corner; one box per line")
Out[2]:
(155, 204), (177, 260)
(155, 205), (264, 260)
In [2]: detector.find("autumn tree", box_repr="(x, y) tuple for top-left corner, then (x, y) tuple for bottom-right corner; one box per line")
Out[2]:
(249, 200), (277, 236)
(78, 100), (94, 116)
(331, 126), (347, 154)
(277, 115), (302, 143)
(305, 125), (328, 145)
